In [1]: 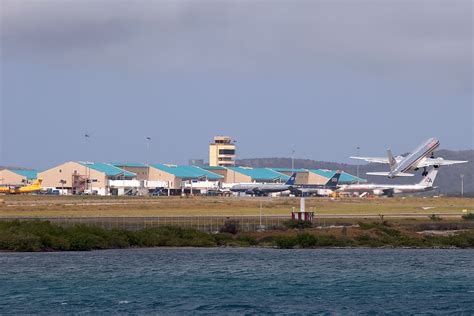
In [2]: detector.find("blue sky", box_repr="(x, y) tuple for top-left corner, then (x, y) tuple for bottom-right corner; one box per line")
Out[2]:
(1, 0), (472, 169)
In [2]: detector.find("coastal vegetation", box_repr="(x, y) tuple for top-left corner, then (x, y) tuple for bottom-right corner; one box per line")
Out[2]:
(462, 213), (474, 221)
(0, 220), (473, 252)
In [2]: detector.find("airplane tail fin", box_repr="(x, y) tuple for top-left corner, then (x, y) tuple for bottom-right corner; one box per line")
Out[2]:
(387, 149), (397, 171)
(419, 169), (438, 186)
(325, 171), (342, 188)
(31, 178), (43, 186)
(285, 173), (297, 185)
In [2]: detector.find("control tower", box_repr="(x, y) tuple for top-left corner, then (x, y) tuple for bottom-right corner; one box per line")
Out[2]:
(209, 136), (236, 167)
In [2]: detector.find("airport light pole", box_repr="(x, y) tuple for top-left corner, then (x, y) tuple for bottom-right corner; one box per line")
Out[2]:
(292, 149), (295, 173)
(233, 140), (237, 184)
(146, 137), (152, 165)
(460, 174), (464, 197)
(84, 133), (91, 193)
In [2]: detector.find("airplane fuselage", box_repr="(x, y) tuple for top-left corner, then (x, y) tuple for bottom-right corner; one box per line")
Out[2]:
(339, 184), (435, 196)
(230, 183), (292, 194)
(389, 138), (440, 178)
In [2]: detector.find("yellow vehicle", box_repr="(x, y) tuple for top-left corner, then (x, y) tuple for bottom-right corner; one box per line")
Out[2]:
(0, 178), (43, 194)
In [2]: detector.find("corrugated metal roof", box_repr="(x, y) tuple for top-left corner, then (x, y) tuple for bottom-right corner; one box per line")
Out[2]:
(309, 169), (366, 184)
(228, 167), (290, 182)
(9, 169), (38, 180)
(111, 162), (148, 168)
(80, 162), (136, 177)
(151, 164), (223, 180)
(271, 168), (308, 173)
(201, 166), (227, 171)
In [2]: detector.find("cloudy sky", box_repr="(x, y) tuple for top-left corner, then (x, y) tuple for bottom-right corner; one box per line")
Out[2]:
(1, 0), (472, 169)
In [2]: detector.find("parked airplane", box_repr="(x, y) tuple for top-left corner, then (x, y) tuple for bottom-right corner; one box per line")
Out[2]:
(290, 171), (342, 196)
(0, 178), (43, 194)
(350, 138), (467, 178)
(337, 169), (438, 197)
(231, 173), (296, 196)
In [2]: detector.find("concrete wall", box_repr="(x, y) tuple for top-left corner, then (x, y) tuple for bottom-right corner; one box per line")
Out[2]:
(116, 166), (149, 181)
(307, 172), (330, 185)
(224, 169), (252, 183)
(148, 167), (177, 188)
(0, 170), (27, 186)
(277, 170), (310, 185)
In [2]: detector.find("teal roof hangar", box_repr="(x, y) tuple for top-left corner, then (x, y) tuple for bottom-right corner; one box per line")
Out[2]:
(9, 169), (38, 180)
(271, 168), (308, 173)
(228, 167), (290, 182)
(309, 169), (366, 184)
(80, 162), (136, 178)
(111, 162), (149, 168)
(201, 165), (227, 171)
(151, 164), (223, 180)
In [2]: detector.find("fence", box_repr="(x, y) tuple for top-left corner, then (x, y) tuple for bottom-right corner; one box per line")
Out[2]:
(0, 216), (295, 232)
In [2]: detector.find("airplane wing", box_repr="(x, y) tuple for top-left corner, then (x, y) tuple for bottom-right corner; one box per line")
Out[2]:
(366, 172), (414, 177)
(350, 156), (390, 164)
(417, 158), (468, 168)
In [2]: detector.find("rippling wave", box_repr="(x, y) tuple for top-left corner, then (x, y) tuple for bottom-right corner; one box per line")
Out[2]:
(0, 248), (473, 314)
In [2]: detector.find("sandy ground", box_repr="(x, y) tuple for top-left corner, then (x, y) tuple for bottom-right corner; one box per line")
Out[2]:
(0, 195), (472, 218)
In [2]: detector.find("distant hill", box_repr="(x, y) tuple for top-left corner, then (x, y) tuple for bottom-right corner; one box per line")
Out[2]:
(237, 149), (474, 195)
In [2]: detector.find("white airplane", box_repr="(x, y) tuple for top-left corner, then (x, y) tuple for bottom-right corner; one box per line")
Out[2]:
(231, 173), (296, 196)
(338, 169), (439, 197)
(351, 138), (467, 178)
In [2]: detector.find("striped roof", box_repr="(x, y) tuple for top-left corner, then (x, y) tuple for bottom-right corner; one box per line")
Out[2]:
(309, 169), (366, 184)
(151, 164), (223, 180)
(201, 165), (227, 171)
(228, 167), (290, 182)
(271, 168), (308, 173)
(111, 162), (148, 168)
(8, 169), (38, 180)
(79, 162), (136, 177)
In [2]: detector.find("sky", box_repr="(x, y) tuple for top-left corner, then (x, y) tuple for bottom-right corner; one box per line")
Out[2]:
(1, 0), (473, 170)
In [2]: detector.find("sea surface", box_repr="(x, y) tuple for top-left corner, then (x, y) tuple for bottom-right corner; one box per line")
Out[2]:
(0, 248), (473, 314)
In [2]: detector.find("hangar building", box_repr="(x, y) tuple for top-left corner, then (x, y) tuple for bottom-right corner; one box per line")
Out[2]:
(149, 164), (223, 190)
(39, 161), (136, 195)
(0, 169), (38, 185)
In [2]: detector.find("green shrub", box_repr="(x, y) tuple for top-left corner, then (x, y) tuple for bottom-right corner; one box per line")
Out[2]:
(295, 233), (318, 248)
(236, 235), (258, 246)
(283, 219), (312, 229)
(429, 214), (442, 221)
(274, 236), (298, 249)
(462, 213), (474, 221)
(219, 220), (239, 234)
(213, 233), (234, 246)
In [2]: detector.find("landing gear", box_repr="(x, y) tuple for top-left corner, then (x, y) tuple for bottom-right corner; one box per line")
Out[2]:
(422, 167), (428, 177)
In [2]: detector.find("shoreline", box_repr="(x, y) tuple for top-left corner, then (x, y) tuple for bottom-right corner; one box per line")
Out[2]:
(0, 219), (473, 252)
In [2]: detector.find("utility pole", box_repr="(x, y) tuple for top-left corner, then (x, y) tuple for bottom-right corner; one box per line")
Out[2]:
(461, 174), (464, 197)
(291, 149), (295, 172)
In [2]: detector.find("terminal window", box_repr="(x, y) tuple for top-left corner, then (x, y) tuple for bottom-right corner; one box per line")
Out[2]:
(219, 149), (235, 155)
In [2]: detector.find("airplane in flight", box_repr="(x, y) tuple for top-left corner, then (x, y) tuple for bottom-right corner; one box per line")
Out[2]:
(290, 171), (342, 197)
(0, 178), (43, 194)
(337, 169), (438, 197)
(231, 173), (296, 196)
(350, 138), (467, 178)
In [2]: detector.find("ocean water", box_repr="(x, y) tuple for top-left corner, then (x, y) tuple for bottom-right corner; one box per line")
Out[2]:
(0, 248), (473, 314)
